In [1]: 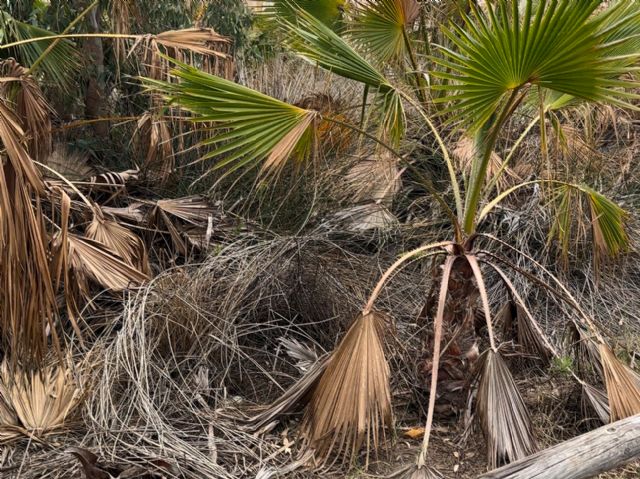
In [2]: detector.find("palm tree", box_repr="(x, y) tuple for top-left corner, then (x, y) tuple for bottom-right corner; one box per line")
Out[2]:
(150, 0), (640, 472)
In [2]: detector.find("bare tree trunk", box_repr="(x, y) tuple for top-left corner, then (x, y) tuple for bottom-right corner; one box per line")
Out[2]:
(478, 413), (640, 479)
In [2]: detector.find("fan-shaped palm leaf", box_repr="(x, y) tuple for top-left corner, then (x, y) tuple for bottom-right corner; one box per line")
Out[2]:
(147, 62), (318, 178)
(281, 6), (406, 146)
(475, 350), (537, 469)
(549, 183), (629, 269)
(432, 0), (640, 132)
(349, 0), (420, 63)
(0, 11), (79, 90)
(301, 311), (391, 465)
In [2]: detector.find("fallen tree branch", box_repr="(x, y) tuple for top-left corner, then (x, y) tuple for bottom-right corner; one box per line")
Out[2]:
(479, 413), (640, 479)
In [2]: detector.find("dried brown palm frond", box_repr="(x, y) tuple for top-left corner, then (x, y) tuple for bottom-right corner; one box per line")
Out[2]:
(155, 27), (230, 58)
(102, 203), (146, 223)
(332, 203), (397, 232)
(344, 150), (402, 205)
(0, 98), (45, 192)
(133, 27), (233, 81)
(300, 311), (391, 466)
(0, 359), (81, 440)
(295, 93), (352, 154)
(49, 187), (85, 343)
(111, 0), (138, 64)
(581, 382), (610, 424)
(453, 136), (520, 191)
(487, 262), (558, 363)
(0, 98), (57, 365)
(567, 323), (603, 380)
(88, 168), (139, 196)
(475, 350), (537, 469)
(599, 344), (640, 422)
(0, 374), (18, 442)
(41, 143), (94, 181)
(151, 196), (215, 255)
(135, 111), (174, 184)
(279, 337), (320, 374)
(515, 304), (551, 364)
(85, 207), (150, 274)
(392, 463), (443, 479)
(244, 356), (329, 435)
(155, 196), (214, 224)
(62, 233), (148, 296)
(0, 58), (53, 160)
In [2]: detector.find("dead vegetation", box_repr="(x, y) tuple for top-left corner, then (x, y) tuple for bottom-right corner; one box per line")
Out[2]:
(1, 1), (640, 478)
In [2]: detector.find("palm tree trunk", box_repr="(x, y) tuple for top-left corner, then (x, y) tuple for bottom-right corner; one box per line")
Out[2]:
(81, 2), (109, 138)
(421, 256), (480, 415)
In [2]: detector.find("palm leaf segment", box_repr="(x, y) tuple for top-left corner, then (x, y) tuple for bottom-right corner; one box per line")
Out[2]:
(150, 63), (317, 177)
(349, 0), (420, 63)
(0, 11), (78, 90)
(282, 7), (406, 146)
(433, 0), (640, 132)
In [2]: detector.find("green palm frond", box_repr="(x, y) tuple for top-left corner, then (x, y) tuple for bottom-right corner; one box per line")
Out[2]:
(349, 0), (420, 63)
(432, 0), (640, 132)
(147, 62), (318, 179)
(282, 6), (405, 145)
(0, 11), (79, 90)
(583, 185), (630, 258)
(550, 183), (629, 268)
(597, 0), (640, 62)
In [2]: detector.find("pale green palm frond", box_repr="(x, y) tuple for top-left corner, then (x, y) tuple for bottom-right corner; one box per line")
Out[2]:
(595, 0), (640, 63)
(0, 11), (79, 90)
(146, 63), (318, 179)
(349, 0), (420, 63)
(431, 0), (640, 132)
(281, 6), (405, 145)
(549, 183), (629, 268)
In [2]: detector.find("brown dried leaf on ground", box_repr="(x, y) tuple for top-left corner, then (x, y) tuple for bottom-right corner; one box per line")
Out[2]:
(86, 207), (150, 274)
(0, 360), (81, 441)
(64, 233), (148, 294)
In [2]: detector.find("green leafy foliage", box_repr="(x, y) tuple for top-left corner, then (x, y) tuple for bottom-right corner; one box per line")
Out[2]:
(549, 183), (629, 266)
(147, 62), (318, 179)
(432, 0), (640, 132)
(268, 0), (346, 30)
(281, 6), (405, 145)
(0, 10), (79, 90)
(349, 0), (420, 63)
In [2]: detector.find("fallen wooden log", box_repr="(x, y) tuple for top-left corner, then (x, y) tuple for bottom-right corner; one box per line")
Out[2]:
(478, 413), (640, 479)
